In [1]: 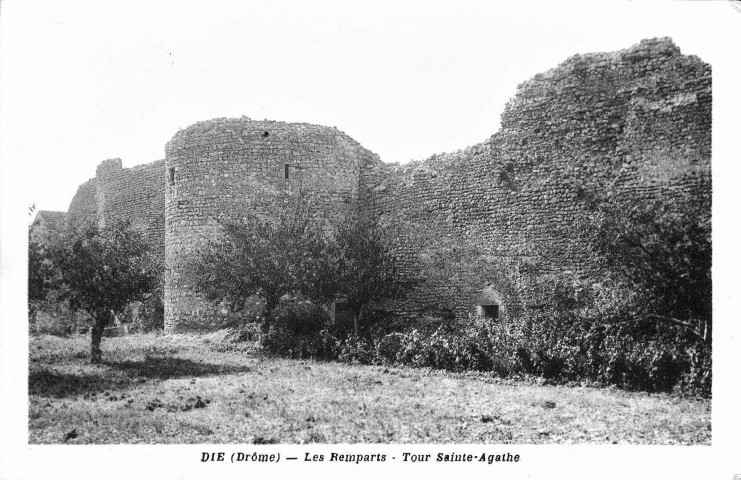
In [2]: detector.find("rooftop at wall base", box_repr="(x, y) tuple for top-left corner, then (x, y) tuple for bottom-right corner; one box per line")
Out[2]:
(55, 37), (710, 334)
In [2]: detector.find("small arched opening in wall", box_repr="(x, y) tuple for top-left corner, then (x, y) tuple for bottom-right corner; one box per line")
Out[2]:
(474, 286), (503, 321)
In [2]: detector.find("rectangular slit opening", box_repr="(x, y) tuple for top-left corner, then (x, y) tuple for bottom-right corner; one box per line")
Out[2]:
(479, 305), (499, 320)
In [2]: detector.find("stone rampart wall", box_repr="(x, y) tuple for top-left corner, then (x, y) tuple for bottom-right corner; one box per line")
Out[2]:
(164, 117), (380, 331)
(67, 179), (97, 228)
(95, 158), (166, 260)
(60, 37), (711, 332)
(361, 38), (711, 323)
(67, 158), (165, 264)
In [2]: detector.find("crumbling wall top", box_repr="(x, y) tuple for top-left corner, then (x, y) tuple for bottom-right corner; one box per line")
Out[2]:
(96, 158), (123, 177)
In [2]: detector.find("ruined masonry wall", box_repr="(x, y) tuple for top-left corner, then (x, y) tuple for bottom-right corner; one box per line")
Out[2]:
(95, 158), (166, 261)
(164, 118), (380, 332)
(62, 37), (711, 332)
(362, 38), (711, 322)
(67, 158), (165, 265)
(67, 179), (96, 228)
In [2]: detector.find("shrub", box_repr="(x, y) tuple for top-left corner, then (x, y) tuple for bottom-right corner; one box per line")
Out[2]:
(260, 300), (338, 359)
(337, 337), (375, 364)
(239, 295), (710, 397)
(31, 307), (89, 336)
(136, 295), (165, 332)
(270, 300), (329, 336)
(391, 326), (493, 372)
(227, 321), (263, 343)
(485, 310), (710, 396)
(376, 332), (405, 363)
(120, 295), (164, 334)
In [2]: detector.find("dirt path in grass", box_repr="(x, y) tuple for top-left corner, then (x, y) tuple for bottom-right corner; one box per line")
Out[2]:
(28, 334), (711, 444)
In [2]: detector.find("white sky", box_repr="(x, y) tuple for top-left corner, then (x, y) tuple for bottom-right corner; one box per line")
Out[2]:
(1, 0), (739, 213)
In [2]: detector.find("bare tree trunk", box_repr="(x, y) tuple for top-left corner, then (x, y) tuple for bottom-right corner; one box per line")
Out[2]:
(353, 306), (364, 339)
(703, 319), (712, 344)
(261, 297), (278, 332)
(90, 311), (111, 364)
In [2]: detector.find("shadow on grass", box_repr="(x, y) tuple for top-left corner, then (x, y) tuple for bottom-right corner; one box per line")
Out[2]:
(29, 355), (251, 398)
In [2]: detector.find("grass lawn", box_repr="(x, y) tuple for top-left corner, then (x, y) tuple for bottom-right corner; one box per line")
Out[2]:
(28, 333), (711, 445)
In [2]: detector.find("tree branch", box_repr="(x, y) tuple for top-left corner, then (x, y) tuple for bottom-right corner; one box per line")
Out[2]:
(642, 313), (702, 338)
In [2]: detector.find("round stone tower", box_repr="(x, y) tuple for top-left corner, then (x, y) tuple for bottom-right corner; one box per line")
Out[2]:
(164, 117), (379, 332)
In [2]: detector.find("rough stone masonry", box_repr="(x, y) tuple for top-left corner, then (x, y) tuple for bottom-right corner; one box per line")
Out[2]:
(45, 38), (710, 333)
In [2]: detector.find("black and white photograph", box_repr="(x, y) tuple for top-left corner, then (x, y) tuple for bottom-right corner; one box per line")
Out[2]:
(1, 1), (739, 479)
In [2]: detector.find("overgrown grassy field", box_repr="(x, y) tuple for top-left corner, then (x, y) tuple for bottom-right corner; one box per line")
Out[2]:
(29, 333), (710, 444)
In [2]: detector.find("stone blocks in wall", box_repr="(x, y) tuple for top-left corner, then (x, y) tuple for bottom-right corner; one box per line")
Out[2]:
(163, 117), (381, 332)
(68, 158), (166, 270)
(61, 37), (711, 333)
(361, 37), (711, 323)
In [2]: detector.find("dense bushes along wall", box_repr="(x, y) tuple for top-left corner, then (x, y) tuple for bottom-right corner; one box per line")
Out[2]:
(240, 299), (709, 397)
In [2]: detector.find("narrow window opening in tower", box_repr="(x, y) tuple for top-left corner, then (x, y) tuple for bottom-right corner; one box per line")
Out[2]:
(168, 167), (175, 186)
(262, 131), (270, 138)
(284, 164), (289, 180)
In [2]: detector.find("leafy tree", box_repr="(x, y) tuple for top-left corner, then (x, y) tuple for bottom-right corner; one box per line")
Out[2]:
(43, 221), (159, 363)
(333, 217), (414, 337)
(487, 174), (713, 394)
(29, 215), (71, 328)
(190, 199), (414, 338)
(28, 234), (59, 321)
(580, 193), (711, 343)
(189, 199), (337, 325)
